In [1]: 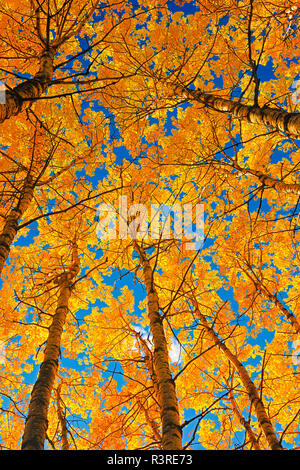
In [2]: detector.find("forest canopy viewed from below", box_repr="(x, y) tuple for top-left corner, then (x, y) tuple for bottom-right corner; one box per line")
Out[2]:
(0, 0), (299, 453)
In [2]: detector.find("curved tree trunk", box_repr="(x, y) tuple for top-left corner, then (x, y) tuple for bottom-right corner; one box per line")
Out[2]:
(192, 297), (283, 450)
(135, 243), (182, 450)
(0, 176), (34, 275)
(21, 244), (79, 450)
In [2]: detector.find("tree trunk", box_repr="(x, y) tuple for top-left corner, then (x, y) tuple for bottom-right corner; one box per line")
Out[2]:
(135, 243), (182, 450)
(173, 83), (300, 138)
(21, 245), (79, 450)
(260, 285), (300, 335)
(0, 176), (34, 275)
(138, 398), (163, 449)
(228, 386), (261, 450)
(136, 330), (160, 399)
(135, 331), (162, 448)
(192, 298), (283, 450)
(0, 48), (55, 124)
(242, 268), (300, 335)
(221, 163), (300, 196)
(238, 168), (300, 195)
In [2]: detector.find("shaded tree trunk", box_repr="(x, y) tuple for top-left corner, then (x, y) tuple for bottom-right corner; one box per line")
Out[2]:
(135, 329), (160, 399)
(0, 176), (34, 275)
(236, 167), (300, 195)
(21, 244), (80, 450)
(138, 398), (163, 449)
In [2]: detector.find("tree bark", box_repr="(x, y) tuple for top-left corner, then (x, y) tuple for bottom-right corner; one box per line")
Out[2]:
(135, 243), (182, 450)
(0, 176), (34, 275)
(21, 244), (79, 450)
(192, 297), (283, 450)
(0, 48), (56, 124)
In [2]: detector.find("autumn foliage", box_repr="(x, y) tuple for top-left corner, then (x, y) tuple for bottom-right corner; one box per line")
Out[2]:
(0, 0), (299, 451)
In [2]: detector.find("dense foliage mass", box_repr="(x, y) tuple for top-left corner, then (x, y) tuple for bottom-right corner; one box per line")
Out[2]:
(0, 0), (299, 451)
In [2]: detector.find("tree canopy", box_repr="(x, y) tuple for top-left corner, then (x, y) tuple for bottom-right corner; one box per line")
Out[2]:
(0, 0), (299, 451)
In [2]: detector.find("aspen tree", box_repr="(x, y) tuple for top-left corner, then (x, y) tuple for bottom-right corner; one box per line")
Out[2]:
(21, 243), (80, 450)
(191, 295), (283, 451)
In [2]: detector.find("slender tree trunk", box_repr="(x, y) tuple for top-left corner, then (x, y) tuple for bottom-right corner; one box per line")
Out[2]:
(237, 167), (300, 195)
(192, 297), (283, 450)
(221, 163), (300, 196)
(172, 83), (300, 137)
(0, 48), (56, 124)
(260, 285), (300, 335)
(21, 245), (79, 450)
(241, 267), (300, 335)
(135, 243), (182, 450)
(135, 331), (163, 448)
(56, 384), (69, 450)
(228, 386), (261, 450)
(0, 176), (34, 275)
(136, 330), (160, 399)
(138, 398), (163, 449)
